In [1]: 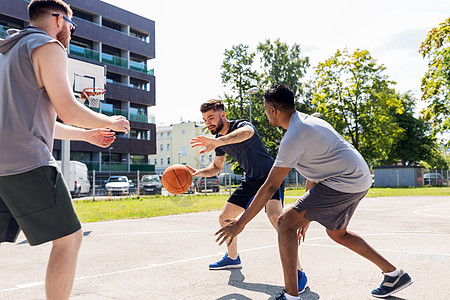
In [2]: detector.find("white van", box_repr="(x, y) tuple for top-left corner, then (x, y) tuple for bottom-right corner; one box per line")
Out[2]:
(56, 161), (91, 197)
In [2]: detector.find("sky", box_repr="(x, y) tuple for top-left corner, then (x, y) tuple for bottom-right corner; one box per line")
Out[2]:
(104, 0), (450, 127)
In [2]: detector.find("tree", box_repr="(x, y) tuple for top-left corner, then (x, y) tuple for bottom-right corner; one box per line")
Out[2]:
(419, 17), (450, 139)
(313, 48), (404, 165)
(382, 92), (439, 166)
(221, 44), (259, 121)
(220, 40), (310, 158)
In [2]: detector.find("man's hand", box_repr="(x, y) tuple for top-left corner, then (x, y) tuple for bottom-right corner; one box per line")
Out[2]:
(297, 222), (310, 245)
(108, 116), (130, 133)
(85, 129), (116, 148)
(185, 165), (199, 176)
(190, 136), (219, 154)
(215, 219), (245, 246)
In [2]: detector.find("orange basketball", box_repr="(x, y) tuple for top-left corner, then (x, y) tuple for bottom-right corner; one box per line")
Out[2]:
(162, 164), (193, 194)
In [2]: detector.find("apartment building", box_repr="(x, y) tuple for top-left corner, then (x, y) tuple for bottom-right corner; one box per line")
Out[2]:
(150, 122), (217, 176)
(1, 0), (156, 177)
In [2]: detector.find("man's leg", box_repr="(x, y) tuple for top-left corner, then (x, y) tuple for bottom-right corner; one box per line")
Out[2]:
(326, 227), (396, 273)
(277, 207), (310, 297)
(219, 202), (245, 259)
(46, 229), (83, 300)
(266, 199), (302, 271)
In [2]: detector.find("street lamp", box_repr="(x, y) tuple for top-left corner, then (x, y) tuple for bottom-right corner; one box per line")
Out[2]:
(108, 146), (113, 177)
(246, 87), (259, 123)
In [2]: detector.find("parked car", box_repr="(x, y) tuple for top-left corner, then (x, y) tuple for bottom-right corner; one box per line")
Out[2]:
(56, 161), (90, 197)
(196, 176), (220, 192)
(184, 180), (196, 194)
(424, 173), (444, 186)
(140, 175), (162, 195)
(105, 176), (130, 195)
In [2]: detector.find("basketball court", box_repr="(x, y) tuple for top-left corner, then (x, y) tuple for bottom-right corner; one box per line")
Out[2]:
(0, 195), (449, 299)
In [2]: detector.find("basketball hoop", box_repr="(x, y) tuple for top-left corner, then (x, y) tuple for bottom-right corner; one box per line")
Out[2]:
(81, 87), (106, 108)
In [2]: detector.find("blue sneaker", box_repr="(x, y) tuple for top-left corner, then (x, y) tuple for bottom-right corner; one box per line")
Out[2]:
(209, 253), (242, 270)
(298, 270), (308, 294)
(371, 269), (413, 298)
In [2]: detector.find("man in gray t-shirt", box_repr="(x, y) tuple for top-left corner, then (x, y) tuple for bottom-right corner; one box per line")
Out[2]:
(216, 85), (412, 300)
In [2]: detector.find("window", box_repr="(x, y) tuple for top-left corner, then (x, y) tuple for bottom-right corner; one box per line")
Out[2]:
(130, 28), (149, 42)
(130, 77), (150, 91)
(167, 157), (171, 165)
(167, 144), (170, 151)
(154, 159), (157, 166)
(160, 158), (163, 165)
(70, 37), (93, 50)
(201, 155), (205, 163)
(161, 133), (164, 137)
(106, 72), (122, 84)
(102, 18), (122, 32)
(70, 151), (92, 162)
(71, 8), (94, 22)
(180, 146), (187, 156)
(160, 144), (163, 151)
(168, 132), (171, 137)
(131, 155), (146, 164)
(209, 155), (213, 163)
(102, 44), (121, 57)
(129, 129), (148, 140)
(182, 129), (186, 135)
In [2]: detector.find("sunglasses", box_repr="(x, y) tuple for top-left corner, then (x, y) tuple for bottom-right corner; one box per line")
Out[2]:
(52, 13), (77, 37)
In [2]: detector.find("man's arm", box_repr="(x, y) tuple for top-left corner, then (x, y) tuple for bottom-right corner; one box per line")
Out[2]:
(32, 43), (129, 133)
(215, 166), (291, 245)
(54, 122), (115, 148)
(186, 154), (226, 178)
(190, 125), (254, 154)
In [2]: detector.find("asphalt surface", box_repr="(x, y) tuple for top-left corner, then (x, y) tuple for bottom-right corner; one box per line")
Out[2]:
(0, 195), (449, 299)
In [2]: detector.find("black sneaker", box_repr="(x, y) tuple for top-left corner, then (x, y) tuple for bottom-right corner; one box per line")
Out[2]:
(371, 269), (413, 298)
(274, 289), (287, 300)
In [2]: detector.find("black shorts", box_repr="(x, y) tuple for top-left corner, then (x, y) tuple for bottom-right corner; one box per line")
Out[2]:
(0, 166), (81, 246)
(228, 178), (284, 209)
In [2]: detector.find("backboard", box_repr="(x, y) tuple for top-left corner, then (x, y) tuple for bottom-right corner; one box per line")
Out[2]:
(68, 57), (106, 104)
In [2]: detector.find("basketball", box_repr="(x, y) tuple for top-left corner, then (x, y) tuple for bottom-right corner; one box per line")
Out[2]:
(162, 164), (193, 194)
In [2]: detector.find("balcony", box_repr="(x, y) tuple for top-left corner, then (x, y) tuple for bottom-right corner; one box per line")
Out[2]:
(68, 44), (154, 75)
(130, 112), (148, 123)
(131, 164), (155, 172)
(69, 44), (100, 61)
(129, 60), (154, 75)
(82, 161), (155, 172)
(102, 53), (127, 68)
(0, 26), (8, 39)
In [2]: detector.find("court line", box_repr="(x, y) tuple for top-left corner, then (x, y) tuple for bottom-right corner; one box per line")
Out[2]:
(413, 208), (450, 218)
(2, 231), (449, 293)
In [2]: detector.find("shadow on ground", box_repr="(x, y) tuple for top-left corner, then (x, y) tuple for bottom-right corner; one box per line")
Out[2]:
(215, 269), (320, 300)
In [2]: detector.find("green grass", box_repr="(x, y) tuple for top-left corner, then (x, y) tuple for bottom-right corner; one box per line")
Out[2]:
(285, 186), (450, 198)
(74, 194), (228, 222)
(74, 186), (450, 223)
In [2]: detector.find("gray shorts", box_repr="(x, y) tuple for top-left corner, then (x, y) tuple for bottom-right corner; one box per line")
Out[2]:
(292, 183), (368, 231)
(0, 166), (81, 246)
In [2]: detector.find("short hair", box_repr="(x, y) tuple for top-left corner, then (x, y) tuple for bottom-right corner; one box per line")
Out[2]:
(263, 84), (295, 112)
(28, 0), (72, 22)
(200, 99), (225, 113)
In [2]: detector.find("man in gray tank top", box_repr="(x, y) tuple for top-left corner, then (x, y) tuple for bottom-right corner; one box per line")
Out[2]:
(216, 85), (413, 300)
(0, 1), (129, 299)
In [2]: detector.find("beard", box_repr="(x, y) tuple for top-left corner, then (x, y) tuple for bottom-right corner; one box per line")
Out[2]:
(56, 28), (70, 49)
(209, 117), (224, 135)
